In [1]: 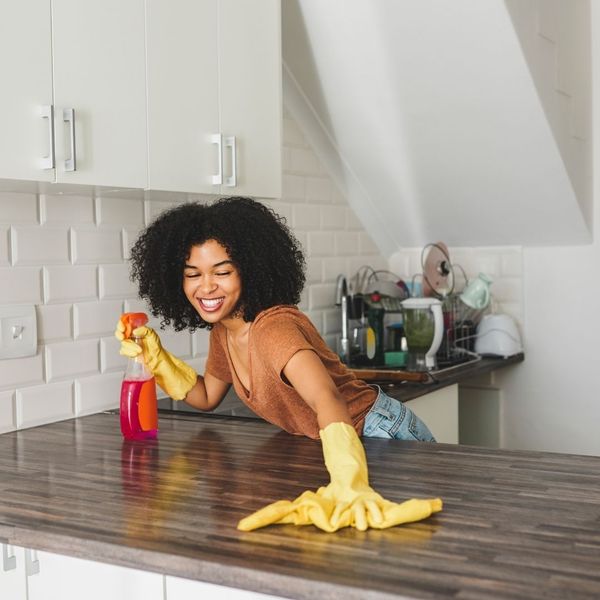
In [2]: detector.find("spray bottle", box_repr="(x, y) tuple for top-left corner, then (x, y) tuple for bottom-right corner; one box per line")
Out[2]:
(119, 312), (158, 440)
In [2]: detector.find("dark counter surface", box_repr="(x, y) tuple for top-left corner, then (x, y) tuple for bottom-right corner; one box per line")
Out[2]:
(1, 408), (599, 599)
(383, 353), (524, 402)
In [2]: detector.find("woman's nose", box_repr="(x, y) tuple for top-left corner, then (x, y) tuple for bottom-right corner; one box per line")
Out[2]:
(199, 275), (217, 294)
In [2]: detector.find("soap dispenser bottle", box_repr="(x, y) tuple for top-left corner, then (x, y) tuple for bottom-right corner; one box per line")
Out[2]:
(119, 314), (158, 440)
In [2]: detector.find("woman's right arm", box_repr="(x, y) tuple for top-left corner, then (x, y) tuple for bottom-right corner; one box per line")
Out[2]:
(184, 373), (230, 411)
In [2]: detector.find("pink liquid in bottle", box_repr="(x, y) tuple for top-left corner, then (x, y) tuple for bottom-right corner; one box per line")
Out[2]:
(120, 377), (158, 441)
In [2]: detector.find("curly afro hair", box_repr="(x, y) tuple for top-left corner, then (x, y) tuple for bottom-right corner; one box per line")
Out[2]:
(129, 197), (306, 331)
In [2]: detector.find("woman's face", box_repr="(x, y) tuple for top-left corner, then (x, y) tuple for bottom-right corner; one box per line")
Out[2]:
(183, 240), (242, 325)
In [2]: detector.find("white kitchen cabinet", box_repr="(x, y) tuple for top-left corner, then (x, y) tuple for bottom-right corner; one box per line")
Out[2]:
(26, 549), (163, 600)
(166, 575), (285, 600)
(0, 0), (54, 183)
(406, 384), (459, 444)
(0, 0), (147, 188)
(51, 0), (148, 188)
(1, 544), (27, 599)
(146, 0), (282, 198)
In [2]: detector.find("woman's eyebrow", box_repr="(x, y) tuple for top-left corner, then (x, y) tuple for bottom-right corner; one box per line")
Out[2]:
(184, 260), (233, 269)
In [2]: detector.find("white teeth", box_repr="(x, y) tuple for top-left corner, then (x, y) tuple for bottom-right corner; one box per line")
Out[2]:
(200, 297), (223, 308)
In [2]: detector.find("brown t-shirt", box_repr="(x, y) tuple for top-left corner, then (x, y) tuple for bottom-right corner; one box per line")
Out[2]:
(205, 305), (377, 439)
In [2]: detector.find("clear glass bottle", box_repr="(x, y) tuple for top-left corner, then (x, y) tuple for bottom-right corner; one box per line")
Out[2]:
(120, 335), (158, 440)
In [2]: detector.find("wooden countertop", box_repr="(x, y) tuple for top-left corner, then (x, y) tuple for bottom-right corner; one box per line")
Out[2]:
(1, 410), (599, 599)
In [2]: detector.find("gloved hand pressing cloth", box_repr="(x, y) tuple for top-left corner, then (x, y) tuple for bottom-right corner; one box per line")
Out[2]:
(238, 422), (442, 532)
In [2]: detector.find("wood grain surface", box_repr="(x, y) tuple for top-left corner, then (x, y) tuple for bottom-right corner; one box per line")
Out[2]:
(0, 408), (598, 600)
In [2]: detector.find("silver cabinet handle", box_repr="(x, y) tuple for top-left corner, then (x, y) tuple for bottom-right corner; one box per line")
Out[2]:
(63, 108), (76, 172)
(2, 543), (17, 572)
(211, 133), (223, 185)
(40, 105), (55, 169)
(224, 135), (237, 187)
(25, 548), (39, 576)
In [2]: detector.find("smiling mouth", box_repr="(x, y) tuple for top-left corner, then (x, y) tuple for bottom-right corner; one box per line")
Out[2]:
(198, 297), (225, 312)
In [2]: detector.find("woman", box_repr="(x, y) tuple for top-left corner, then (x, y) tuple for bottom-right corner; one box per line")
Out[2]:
(116, 197), (441, 532)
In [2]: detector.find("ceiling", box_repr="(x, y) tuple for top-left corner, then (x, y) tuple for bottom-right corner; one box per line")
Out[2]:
(282, 0), (591, 254)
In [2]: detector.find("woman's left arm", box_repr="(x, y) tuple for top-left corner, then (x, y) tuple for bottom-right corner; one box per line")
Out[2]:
(282, 349), (353, 429)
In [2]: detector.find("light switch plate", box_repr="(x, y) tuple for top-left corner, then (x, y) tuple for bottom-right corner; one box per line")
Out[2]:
(0, 304), (37, 359)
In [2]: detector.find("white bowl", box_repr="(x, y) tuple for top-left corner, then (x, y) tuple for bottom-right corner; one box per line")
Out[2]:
(475, 314), (523, 357)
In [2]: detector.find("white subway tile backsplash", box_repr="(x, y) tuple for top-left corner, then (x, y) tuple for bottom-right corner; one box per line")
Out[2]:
(292, 204), (321, 230)
(322, 256), (348, 282)
(0, 192), (38, 223)
(99, 264), (136, 299)
(192, 330), (210, 357)
(74, 300), (123, 338)
(306, 257), (322, 283)
(289, 147), (319, 174)
(304, 310), (323, 332)
(145, 200), (184, 223)
(335, 231), (360, 256)
(491, 277), (522, 304)
(97, 197), (144, 226)
(76, 372), (121, 415)
(100, 336), (127, 373)
(305, 177), (331, 203)
(0, 353), (44, 390)
(159, 330), (193, 359)
(17, 381), (74, 428)
(42, 194), (95, 223)
(0, 267), (43, 304)
(320, 205), (346, 230)
(358, 232), (379, 255)
(282, 174), (305, 201)
(501, 250), (523, 277)
(45, 339), (99, 382)
(308, 283), (336, 310)
(44, 265), (97, 303)
(37, 304), (72, 342)
(308, 231), (335, 256)
(345, 208), (363, 231)
(0, 391), (15, 433)
(72, 227), (122, 263)
(323, 308), (342, 336)
(123, 228), (141, 260)
(12, 226), (70, 265)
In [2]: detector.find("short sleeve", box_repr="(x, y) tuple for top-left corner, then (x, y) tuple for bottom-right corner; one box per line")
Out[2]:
(205, 326), (233, 383)
(252, 313), (316, 380)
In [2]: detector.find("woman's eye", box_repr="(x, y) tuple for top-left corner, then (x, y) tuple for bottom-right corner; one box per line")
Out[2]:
(184, 273), (200, 278)
(215, 271), (231, 276)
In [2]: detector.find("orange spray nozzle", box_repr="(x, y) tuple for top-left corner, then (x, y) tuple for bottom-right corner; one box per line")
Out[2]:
(120, 312), (149, 340)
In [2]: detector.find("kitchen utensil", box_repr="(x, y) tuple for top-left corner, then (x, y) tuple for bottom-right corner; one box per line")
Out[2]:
(348, 367), (428, 383)
(401, 297), (444, 371)
(475, 314), (523, 357)
(460, 273), (493, 310)
(421, 242), (454, 298)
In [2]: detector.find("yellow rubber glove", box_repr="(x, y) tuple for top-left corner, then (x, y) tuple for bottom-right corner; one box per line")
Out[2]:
(238, 422), (442, 532)
(115, 322), (197, 401)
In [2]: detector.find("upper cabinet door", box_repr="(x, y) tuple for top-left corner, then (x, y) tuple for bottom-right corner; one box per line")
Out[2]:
(146, 0), (220, 194)
(51, 0), (147, 188)
(0, 0), (54, 182)
(218, 0), (282, 199)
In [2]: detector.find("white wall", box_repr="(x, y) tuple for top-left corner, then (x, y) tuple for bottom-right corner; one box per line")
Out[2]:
(491, 3), (600, 457)
(0, 113), (386, 433)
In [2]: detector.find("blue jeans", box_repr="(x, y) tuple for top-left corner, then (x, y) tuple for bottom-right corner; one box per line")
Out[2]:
(363, 387), (436, 442)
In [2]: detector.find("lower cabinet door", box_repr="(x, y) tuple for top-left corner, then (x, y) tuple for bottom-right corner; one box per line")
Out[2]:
(26, 550), (163, 600)
(1, 544), (27, 600)
(165, 575), (285, 600)
(406, 384), (459, 444)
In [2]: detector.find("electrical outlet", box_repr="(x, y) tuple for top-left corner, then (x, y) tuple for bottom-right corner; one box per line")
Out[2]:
(0, 304), (37, 359)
